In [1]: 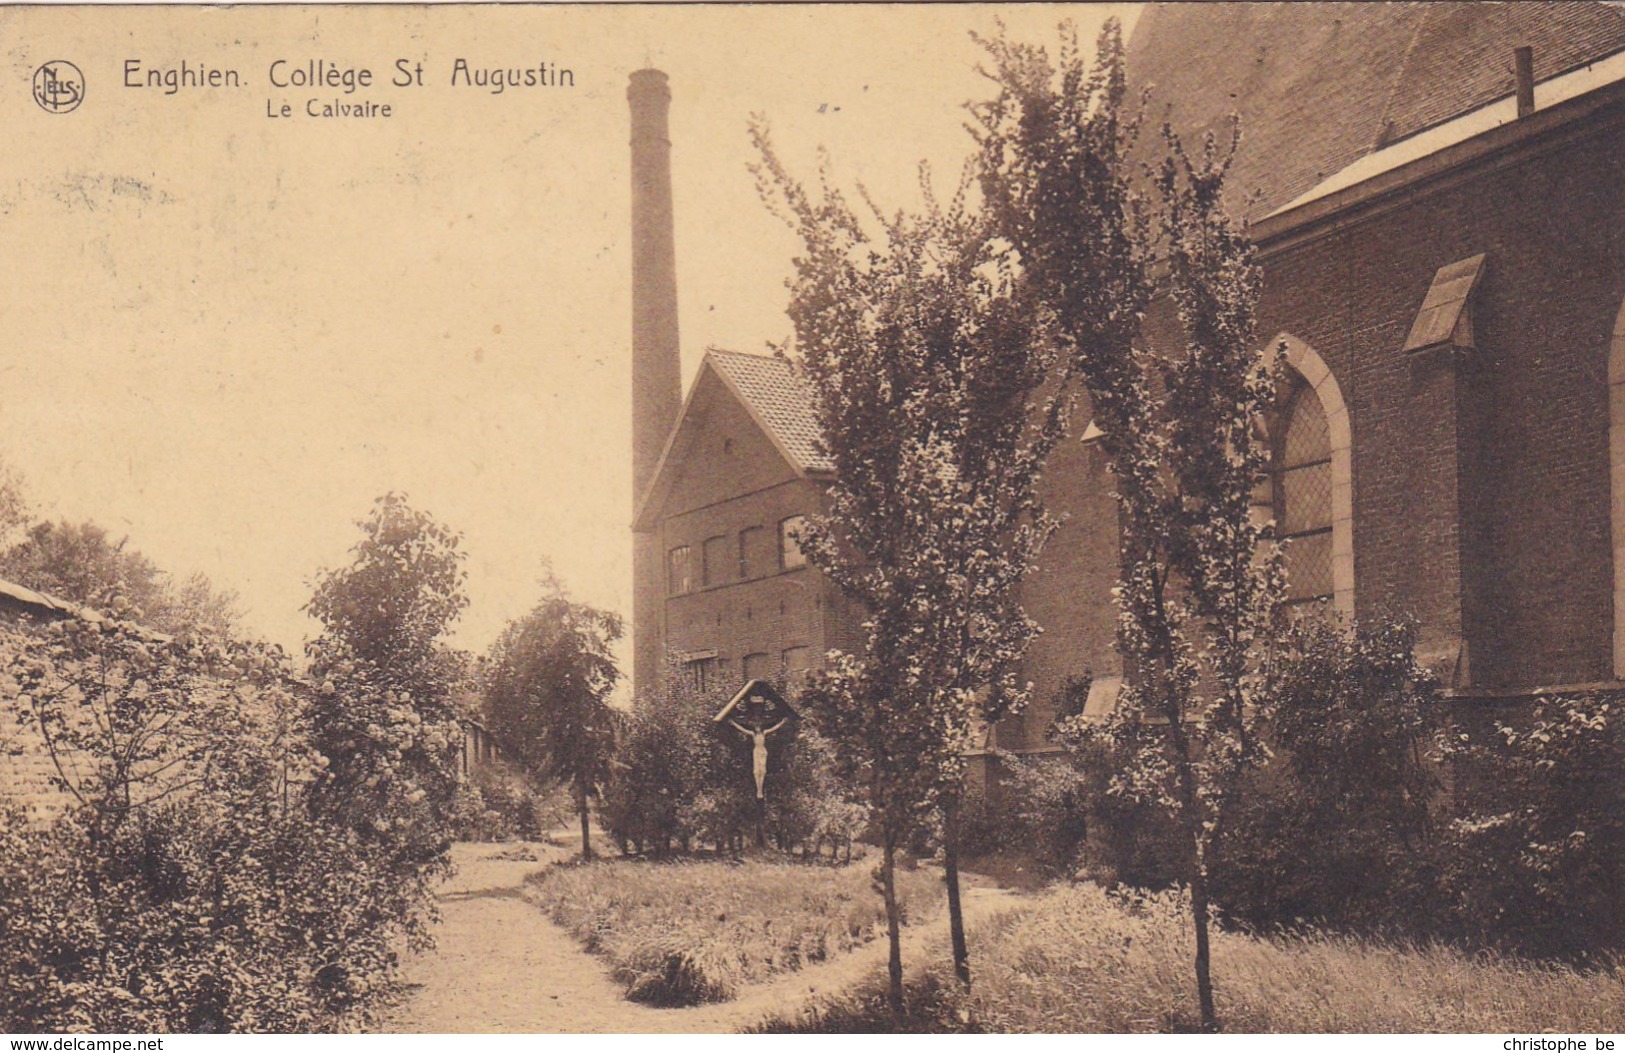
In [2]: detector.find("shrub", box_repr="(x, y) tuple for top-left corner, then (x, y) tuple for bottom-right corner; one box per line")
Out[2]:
(0, 616), (448, 1032)
(599, 677), (704, 855)
(1443, 693), (1625, 960)
(1214, 616), (1447, 933)
(601, 671), (868, 858)
(450, 764), (563, 843)
(1043, 712), (1190, 888)
(956, 753), (1093, 876)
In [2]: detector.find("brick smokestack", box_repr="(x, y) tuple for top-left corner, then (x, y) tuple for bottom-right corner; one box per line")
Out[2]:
(629, 68), (682, 698)
(629, 68), (682, 497)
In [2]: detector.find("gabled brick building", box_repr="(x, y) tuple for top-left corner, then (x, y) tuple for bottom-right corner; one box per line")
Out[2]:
(630, 4), (1625, 750)
(632, 349), (863, 695)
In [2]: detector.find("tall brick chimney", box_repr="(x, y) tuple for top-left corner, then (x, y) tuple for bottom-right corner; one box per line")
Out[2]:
(629, 68), (682, 497)
(629, 69), (682, 697)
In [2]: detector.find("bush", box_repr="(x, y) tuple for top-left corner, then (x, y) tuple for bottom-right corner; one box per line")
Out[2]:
(450, 763), (565, 843)
(1443, 693), (1625, 960)
(600, 671), (868, 858)
(1039, 704), (1190, 887)
(956, 754), (1091, 875)
(0, 616), (449, 1032)
(527, 858), (941, 1005)
(1214, 616), (1447, 933)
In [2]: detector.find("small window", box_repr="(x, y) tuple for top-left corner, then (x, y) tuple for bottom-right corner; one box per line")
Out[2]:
(742, 652), (773, 682)
(738, 526), (763, 580)
(701, 536), (728, 589)
(667, 546), (692, 596)
(684, 655), (718, 692)
(779, 515), (808, 570)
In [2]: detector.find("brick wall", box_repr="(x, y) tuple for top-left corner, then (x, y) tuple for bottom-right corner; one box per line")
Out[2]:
(1004, 107), (1625, 747)
(643, 373), (835, 693)
(640, 109), (1625, 735)
(660, 477), (832, 686)
(1011, 411), (1123, 747)
(1257, 120), (1625, 690)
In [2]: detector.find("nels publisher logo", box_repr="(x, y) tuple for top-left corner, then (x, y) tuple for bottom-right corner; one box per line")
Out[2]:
(32, 60), (84, 113)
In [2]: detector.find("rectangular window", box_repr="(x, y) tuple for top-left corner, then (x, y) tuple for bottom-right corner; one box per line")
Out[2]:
(779, 515), (808, 570)
(667, 545), (691, 596)
(701, 535), (728, 589)
(738, 526), (763, 580)
(684, 655), (717, 692)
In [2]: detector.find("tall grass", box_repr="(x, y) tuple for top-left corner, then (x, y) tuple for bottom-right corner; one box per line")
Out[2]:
(768, 883), (1625, 1033)
(525, 858), (941, 1006)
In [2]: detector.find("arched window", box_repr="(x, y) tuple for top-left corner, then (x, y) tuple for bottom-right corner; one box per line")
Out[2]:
(1255, 333), (1353, 617)
(1274, 380), (1335, 607)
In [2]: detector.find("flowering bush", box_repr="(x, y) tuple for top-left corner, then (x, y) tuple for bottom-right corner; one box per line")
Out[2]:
(0, 612), (450, 1032)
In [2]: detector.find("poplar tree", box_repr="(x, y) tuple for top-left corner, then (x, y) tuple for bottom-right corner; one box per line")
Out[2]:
(974, 22), (1285, 1032)
(752, 136), (1068, 1014)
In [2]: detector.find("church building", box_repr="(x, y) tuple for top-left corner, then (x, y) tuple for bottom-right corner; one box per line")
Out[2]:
(630, 3), (1625, 759)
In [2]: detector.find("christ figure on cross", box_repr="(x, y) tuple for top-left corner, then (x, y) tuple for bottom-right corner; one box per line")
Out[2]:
(728, 715), (788, 799)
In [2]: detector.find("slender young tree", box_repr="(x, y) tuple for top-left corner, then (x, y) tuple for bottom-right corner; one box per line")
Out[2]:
(485, 578), (622, 860)
(975, 22), (1284, 1032)
(753, 133), (1068, 1013)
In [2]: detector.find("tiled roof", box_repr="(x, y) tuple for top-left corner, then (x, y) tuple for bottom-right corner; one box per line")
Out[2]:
(705, 349), (833, 473)
(1126, 2), (1625, 220)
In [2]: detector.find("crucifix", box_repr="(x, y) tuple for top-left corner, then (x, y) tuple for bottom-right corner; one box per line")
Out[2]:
(713, 677), (798, 803)
(727, 714), (788, 799)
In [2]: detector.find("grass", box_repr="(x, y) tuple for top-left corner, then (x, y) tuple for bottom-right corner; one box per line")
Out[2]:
(524, 857), (943, 1006)
(761, 883), (1625, 1033)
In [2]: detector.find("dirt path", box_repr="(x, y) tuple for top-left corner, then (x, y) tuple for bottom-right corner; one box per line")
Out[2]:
(377, 841), (1021, 1034)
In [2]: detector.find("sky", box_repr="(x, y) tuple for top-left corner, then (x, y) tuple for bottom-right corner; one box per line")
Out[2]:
(0, 3), (1137, 664)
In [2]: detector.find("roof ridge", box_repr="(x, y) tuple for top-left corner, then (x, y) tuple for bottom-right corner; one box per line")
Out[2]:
(705, 345), (789, 361)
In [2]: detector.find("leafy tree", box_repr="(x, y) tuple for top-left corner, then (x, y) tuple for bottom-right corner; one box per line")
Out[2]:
(306, 492), (468, 677)
(0, 456), (32, 549)
(485, 578), (622, 859)
(304, 492), (468, 874)
(166, 571), (244, 638)
(976, 21), (1284, 1030)
(0, 519), (240, 636)
(752, 127), (1068, 1010)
